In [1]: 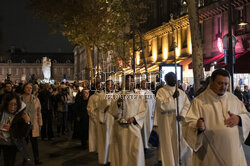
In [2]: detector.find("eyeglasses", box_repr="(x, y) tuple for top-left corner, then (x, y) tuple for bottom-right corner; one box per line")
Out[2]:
(9, 103), (17, 107)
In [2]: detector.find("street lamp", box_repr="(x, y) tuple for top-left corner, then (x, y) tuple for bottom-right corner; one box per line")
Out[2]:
(226, 0), (234, 91)
(238, 5), (248, 26)
(169, 13), (182, 166)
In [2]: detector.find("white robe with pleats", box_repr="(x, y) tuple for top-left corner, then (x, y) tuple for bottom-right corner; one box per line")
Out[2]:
(138, 89), (155, 149)
(182, 87), (250, 166)
(154, 85), (192, 166)
(96, 92), (114, 164)
(87, 91), (103, 152)
(110, 91), (146, 166)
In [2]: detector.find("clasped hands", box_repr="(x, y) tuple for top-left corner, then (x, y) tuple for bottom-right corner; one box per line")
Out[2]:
(197, 111), (240, 132)
(224, 111), (240, 127)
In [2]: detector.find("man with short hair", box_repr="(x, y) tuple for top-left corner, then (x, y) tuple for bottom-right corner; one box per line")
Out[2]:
(183, 69), (250, 166)
(110, 75), (145, 166)
(154, 72), (192, 166)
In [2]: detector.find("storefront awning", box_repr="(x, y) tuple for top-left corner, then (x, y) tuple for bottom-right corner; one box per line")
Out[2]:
(216, 51), (250, 73)
(188, 51), (250, 73)
(188, 54), (225, 70)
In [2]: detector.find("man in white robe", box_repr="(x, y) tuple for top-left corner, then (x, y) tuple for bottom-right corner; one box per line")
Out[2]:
(96, 80), (115, 164)
(110, 75), (146, 166)
(87, 82), (103, 152)
(154, 72), (192, 166)
(138, 80), (155, 150)
(183, 69), (250, 166)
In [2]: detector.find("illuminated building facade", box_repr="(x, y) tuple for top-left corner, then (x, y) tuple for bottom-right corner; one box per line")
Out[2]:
(123, 0), (250, 85)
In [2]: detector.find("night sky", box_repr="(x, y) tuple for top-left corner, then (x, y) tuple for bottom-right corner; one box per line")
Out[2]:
(0, 0), (73, 53)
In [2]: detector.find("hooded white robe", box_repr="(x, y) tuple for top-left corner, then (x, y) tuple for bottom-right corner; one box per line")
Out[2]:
(182, 87), (250, 166)
(154, 85), (192, 166)
(110, 91), (146, 166)
(96, 92), (114, 164)
(87, 91), (103, 152)
(138, 89), (155, 149)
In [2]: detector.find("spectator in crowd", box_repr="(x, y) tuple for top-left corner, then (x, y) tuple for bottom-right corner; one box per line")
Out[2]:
(32, 83), (39, 97)
(0, 81), (13, 104)
(55, 86), (68, 136)
(15, 82), (24, 95)
(74, 89), (89, 148)
(243, 85), (250, 112)
(194, 76), (211, 98)
(21, 83), (43, 165)
(234, 85), (243, 101)
(39, 85), (54, 141)
(0, 93), (32, 166)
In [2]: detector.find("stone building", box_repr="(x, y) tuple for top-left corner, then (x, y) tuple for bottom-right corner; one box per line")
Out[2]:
(0, 49), (74, 83)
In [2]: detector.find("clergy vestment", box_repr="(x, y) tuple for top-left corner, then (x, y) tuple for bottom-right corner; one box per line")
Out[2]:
(110, 91), (146, 166)
(138, 89), (155, 149)
(87, 91), (103, 152)
(154, 85), (192, 166)
(182, 87), (250, 166)
(96, 92), (114, 164)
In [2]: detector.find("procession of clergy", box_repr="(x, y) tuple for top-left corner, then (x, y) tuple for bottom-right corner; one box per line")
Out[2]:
(86, 69), (250, 166)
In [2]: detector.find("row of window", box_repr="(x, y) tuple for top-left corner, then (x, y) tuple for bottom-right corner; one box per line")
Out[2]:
(6, 60), (72, 63)
(147, 26), (190, 57)
(1, 68), (72, 76)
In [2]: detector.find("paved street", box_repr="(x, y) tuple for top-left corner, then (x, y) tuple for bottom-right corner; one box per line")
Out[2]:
(12, 131), (158, 166)
(2, 131), (249, 166)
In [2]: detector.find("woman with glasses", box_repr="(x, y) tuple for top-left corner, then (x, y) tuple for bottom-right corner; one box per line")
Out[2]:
(22, 83), (43, 165)
(0, 93), (31, 166)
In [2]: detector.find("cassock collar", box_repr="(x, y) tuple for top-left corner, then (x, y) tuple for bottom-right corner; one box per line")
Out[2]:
(206, 87), (227, 100)
(105, 91), (114, 94)
(163, 85), (176, 91)
(94, 90), (103, 95)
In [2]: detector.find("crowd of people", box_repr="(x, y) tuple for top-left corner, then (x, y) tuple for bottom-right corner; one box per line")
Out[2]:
(0, 68), (249, 166)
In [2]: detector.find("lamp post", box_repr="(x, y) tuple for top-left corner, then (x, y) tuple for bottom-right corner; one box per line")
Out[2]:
(169, 13), (181, 166)
(226, 0), (234, 91)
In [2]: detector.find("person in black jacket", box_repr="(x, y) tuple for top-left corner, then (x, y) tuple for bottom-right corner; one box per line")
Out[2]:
(73, 89), (89, 148)
(0, 93), (32, 166)
(0, 81), (13, 105)
(39, 85), (54, 140)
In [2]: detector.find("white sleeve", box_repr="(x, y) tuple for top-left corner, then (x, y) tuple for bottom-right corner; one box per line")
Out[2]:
(182, 98), (203, 152)
(134, 99), (146, 129)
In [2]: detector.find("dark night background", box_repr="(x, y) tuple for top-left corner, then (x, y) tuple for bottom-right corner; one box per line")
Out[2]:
(0, 0), (73, 53)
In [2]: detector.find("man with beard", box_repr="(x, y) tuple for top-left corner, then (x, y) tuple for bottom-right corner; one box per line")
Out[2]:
(183, 69), (250, 166)
(154, 72), (192, 166)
